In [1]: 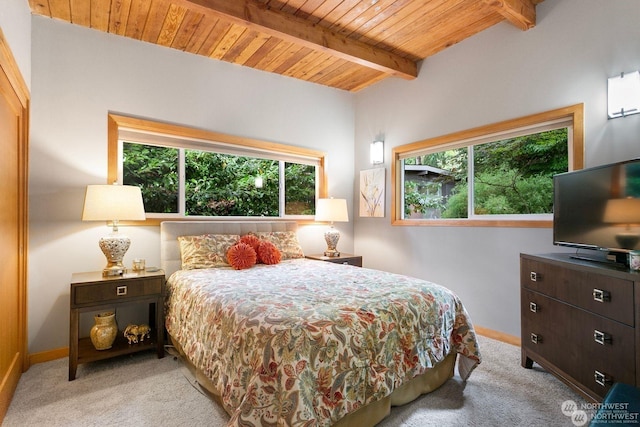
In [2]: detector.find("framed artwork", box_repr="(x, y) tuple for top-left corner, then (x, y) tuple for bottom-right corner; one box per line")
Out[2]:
(360, 168), (385, 217)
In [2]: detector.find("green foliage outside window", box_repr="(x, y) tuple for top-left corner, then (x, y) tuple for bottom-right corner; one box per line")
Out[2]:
(123, 143), (179, 213)
(404, 128), (568, 218)
(123, 142), (316, 217)
(185, 151), (279, 216)
(285, 163), (316, 215)
(626, 162), (640, 197)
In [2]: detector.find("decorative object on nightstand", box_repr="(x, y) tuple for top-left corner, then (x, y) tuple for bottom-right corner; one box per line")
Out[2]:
(132, 258), (145, 271)
(123, 323), (151, 344)
(137, 324), (151, 342)
(315, 198), (349, 257)
(89, 311), (118, 350)
(123, 324), (140, 344)
(82, 184), (146, 277)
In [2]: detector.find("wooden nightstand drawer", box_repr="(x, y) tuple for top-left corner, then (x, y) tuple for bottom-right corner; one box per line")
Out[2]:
(306, 254), (362, 267)
(521, 258), (634, 326)
(72, 277), (163, 306)
(325, 256), (362, 267)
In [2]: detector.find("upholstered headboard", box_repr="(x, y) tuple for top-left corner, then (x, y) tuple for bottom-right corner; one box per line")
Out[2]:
(160, 221), (298, 277)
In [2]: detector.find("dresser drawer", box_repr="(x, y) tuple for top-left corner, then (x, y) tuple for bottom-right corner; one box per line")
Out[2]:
(522, 289), (635, 397)
(72, 277), (163, 306)
(521, 258), (634, 326)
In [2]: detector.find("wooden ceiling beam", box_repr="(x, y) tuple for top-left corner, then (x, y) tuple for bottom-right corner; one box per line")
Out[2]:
(180, 0), (417, 80)
(483, 0), (537, 31)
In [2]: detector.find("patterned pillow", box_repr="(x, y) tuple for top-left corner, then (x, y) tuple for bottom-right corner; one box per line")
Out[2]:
(226, 242), (257, 270)
(257, 240), (282, 265)
(177, 234), (240, 270)
(254, 231), (304, 260)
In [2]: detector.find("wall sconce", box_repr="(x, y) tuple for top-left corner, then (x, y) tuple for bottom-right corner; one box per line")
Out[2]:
(370, 140), (384, 164)
(608, 70), (640, 118)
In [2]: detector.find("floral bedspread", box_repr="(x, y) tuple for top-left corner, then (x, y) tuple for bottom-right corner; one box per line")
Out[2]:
(165, 259), (481, 427)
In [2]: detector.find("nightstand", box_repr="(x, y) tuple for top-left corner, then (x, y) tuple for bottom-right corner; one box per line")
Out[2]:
(69, 270), (165, 380)
(306, 253), (362, 267)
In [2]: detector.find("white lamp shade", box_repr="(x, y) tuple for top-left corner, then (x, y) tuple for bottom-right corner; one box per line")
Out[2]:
(315, 198), (349, 222)
(608, 71), (640, 118)
(82, 184), (146, 221)
(603, 198), (640, 224)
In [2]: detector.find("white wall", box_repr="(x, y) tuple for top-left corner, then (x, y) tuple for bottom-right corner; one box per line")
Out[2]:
(29, 17), (355, 353)
(0, 0), (31, 88)
(353, 0), (640, 337)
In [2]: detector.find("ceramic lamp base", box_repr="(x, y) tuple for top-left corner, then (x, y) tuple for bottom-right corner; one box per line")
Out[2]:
(323, 227), (341, 257)
(99, 233), (130, 276)
(615, 232), (639, 250)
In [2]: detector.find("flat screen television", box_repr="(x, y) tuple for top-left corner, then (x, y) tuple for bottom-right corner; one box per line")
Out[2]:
(553, 158), (640, 266)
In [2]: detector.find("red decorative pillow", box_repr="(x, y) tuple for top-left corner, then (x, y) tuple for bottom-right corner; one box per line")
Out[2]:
(257, 240), (282, 265)
(226, 243), (257, 270)
(240, 234), (261, 252)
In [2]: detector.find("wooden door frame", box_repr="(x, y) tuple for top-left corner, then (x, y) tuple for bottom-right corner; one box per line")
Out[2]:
(0, 26), (29, 420)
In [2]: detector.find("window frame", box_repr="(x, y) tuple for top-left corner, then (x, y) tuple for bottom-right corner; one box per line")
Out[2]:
(108, 113), (328, 225)
(391, 104), (584, 227)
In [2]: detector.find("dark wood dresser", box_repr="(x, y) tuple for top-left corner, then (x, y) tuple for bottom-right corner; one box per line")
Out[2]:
(520, 253), (640, 402)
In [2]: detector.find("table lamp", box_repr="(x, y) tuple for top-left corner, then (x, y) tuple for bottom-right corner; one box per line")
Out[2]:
(315, 198), (349, 257)
(82, 184), (146, 276)
(603, 197), (640, 249)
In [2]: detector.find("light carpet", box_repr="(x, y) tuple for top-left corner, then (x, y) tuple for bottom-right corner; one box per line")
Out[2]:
(3, 335), (589, 426)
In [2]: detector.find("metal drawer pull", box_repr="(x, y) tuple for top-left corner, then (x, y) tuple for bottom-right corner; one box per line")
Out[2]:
(594, 330), (611, 345)
(529, 302), (538, 313)
(530, 272), (538, 282)
(530, 333), (541, 344)
(592, 289), (610, 303)
(594, 370), (611, 387)
(116, 286), (127, 296)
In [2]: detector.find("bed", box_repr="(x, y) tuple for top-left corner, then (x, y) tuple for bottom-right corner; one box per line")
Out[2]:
(161, 221), (481, 427)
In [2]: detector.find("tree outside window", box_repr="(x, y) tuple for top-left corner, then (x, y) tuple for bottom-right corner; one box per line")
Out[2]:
(123, 143), (317, 218)
(393, 104), (584, 227)
(403, 128), (568, 219)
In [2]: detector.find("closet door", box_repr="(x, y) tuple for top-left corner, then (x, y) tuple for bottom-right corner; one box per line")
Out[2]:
(0, 34), (29, 421)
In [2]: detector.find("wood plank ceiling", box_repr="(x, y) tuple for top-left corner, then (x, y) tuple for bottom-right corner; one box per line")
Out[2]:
(28, 0), (544, 92)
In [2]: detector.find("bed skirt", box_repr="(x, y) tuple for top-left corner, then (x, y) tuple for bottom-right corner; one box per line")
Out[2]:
(170, 334), (456, 427)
